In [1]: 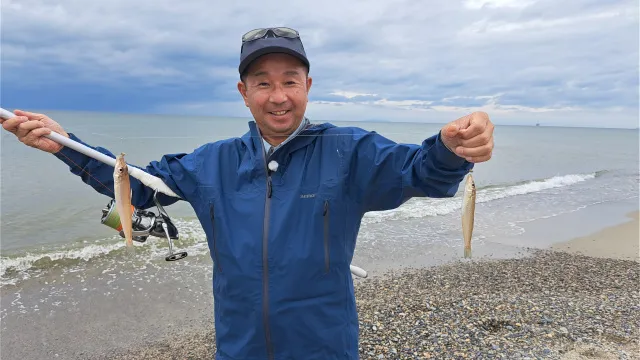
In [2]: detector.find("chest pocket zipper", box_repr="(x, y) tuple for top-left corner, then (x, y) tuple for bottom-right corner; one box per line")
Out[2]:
(209, 203), (223, 273)
(323, 200), (330, 273)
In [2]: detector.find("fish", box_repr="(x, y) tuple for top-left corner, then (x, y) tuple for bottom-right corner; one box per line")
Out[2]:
(461, 170), (476, 258)
(114, 152), (134, 251)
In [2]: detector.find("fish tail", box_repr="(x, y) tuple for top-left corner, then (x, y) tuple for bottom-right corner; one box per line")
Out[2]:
(125, 244), (136, 257)
(464, 246), (472, 258)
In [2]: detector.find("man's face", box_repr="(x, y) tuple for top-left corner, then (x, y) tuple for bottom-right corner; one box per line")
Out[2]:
(237, 53), (312, 144)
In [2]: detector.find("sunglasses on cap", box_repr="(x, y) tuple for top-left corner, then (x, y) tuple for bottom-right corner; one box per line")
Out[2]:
(242, 27), (300, 43)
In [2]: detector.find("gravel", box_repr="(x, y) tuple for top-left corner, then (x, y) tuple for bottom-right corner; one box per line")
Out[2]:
(105, 249), (640, 359)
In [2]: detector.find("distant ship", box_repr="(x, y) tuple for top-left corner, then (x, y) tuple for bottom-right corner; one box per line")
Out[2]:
(536, 122), (540, 127)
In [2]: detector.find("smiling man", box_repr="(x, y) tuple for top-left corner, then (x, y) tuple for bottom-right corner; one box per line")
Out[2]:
(2, 27), (495, 359)
(238, 52), (311, 152)
(236, 28), (315, 154)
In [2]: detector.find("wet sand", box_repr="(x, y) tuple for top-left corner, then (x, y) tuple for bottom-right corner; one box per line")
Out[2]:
(551, 211), (639, 262)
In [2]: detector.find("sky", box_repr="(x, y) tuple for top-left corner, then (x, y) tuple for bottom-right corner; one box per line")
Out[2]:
(1, 0), (638, 128)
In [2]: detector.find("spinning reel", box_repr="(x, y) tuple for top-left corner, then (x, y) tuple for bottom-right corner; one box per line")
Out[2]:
(100, 190), (188, 261)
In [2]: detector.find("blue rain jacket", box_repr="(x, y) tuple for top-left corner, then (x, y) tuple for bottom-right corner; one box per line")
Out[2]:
(54, 120), (473, 359)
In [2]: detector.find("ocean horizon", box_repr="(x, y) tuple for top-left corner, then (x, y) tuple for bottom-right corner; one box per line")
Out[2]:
(1, 107), (638, 129)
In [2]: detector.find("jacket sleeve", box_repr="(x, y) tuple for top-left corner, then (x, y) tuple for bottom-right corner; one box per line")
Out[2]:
(344, 128), (473, 213)
(53, 132), (202, 210)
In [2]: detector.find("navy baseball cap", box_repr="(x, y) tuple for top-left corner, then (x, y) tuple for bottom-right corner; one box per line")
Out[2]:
(238, 27), (310, 76)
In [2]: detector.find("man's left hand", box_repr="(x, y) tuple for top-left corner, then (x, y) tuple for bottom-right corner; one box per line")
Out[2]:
(441, 111), (494, 163)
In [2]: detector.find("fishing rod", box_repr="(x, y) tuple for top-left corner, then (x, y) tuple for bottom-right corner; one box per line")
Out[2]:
(0, 107), (368, 278)
(0, 107), (180, 198)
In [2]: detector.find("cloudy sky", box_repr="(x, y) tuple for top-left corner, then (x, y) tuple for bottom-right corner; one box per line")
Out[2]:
(2, 0), (638, 128)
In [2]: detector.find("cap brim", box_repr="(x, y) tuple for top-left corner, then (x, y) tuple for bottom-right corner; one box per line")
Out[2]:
(239, 45), (309, 76)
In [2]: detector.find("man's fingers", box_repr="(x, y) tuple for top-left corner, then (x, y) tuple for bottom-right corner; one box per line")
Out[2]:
(2, 116), (29, 133)
(458, 140), (493, 157)
(458, 119), (485, 140)
(443, 123), (459, 138)
(452, 113), (472, 130)
(464, 152), (492, 163)
(14, 109), (45, 120)
(16, 120), (45, 139)
(458, 131), (491, 148)
(445, 111), (494, 162)
(457, 111), (492, 139)
(23, 127), (52, 146)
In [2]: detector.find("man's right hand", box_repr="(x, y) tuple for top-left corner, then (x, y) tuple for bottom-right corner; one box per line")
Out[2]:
(1, 109), (69, 154)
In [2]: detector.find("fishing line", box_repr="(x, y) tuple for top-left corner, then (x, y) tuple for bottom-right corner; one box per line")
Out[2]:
(46, 144), (116, 197)
(86, 131), (435, 141)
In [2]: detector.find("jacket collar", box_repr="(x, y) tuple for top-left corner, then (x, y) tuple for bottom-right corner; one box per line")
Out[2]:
(242, 117), (335, 159)
(262, 116), (310, 155)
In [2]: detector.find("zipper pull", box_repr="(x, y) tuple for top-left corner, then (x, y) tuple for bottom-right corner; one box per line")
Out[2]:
(267, 177), (273, 198)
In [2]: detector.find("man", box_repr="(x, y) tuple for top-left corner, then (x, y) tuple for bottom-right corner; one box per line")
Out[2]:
(2, 27), (494, 359)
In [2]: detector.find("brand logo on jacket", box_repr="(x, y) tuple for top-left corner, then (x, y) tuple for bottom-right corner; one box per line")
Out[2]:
(300, 194), (316, 198)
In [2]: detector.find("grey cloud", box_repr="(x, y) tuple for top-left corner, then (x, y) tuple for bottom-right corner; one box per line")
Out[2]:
(1, 0), (637, 127)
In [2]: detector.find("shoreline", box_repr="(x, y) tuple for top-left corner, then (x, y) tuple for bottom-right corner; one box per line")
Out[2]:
(550, 210), (639, 262)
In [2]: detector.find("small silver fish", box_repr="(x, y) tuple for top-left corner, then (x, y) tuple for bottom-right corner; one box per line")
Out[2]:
(462, 170), (476, 258)
(114, 152), (134, 250)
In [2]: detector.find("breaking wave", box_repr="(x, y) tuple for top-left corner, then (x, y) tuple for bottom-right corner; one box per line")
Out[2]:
(0, 171), (601, 286)
(0, 219), (208, 286)
(362, 172), (598, 224)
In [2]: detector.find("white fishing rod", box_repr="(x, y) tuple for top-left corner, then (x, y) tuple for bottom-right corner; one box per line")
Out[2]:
(0, 107), (368, 278)
(0, 107), (180, 198)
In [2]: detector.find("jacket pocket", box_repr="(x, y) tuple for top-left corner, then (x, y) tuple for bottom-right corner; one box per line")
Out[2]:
(209, 203), (223, 273)
(323, 200), (330, 273)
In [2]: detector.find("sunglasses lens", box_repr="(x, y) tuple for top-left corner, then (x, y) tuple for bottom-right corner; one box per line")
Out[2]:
(242, 27), (299, 42)
(242, 29), (267, 42)
(271, 27), (299, 38)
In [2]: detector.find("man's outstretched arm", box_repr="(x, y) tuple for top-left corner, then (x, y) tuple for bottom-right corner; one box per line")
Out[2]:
(53, 133), (202, 209)
(2, 109), (202, 210)
(344, 112), (494, 213)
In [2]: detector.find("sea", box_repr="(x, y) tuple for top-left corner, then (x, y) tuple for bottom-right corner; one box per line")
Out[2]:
(0, 110), (638, 358)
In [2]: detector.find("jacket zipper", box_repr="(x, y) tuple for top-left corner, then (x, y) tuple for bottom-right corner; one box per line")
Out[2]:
(260, 137), (275, 360)
(257, 123), (309, 359)
(209, 204), (222, 273)
(323, 200), (330, 273)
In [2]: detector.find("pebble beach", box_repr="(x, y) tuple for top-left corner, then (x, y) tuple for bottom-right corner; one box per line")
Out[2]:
(104, 212), (640, 360)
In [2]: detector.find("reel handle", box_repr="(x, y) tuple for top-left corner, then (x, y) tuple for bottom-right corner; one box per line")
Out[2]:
(166, 252), (188, 261)
(155, 191), (188, 261)
(161, 222), (187, 261)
